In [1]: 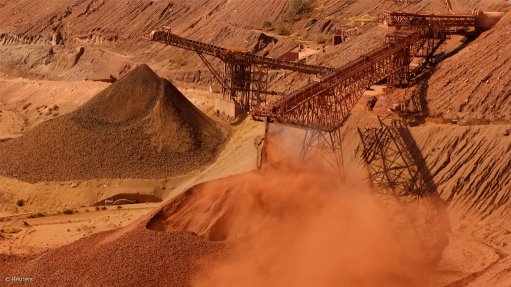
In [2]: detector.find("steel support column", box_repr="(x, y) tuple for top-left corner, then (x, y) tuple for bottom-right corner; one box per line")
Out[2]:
(301, 127), (344, 179)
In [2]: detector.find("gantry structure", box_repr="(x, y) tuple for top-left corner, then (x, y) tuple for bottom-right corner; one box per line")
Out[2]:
(251, 11), (491, 188)
(253, 11), (486, 132)
(148, 11), (495, 195)
(147, 28), (334, 111)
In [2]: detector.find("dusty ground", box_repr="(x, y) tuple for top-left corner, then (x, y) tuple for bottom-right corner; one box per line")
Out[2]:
(0, 79), (265, 256)
(0, 203), (158, 255)
(0, 57), (265, 257)
(1, 81), (508, 286)
(0, 77), (108, 137)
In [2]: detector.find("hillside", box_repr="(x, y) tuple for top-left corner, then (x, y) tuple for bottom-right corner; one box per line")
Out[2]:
(0, 0), (507, 82)
(426, 12), (511, 123)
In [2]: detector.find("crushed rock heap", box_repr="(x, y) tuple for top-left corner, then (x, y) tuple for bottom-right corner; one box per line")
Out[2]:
(0, 64), (224, 182)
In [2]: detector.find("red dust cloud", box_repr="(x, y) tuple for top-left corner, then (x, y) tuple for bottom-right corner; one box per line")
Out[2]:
(151, 125), (450, 287)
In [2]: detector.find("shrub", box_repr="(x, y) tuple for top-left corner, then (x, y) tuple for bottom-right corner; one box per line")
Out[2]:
(28, 212), (45, 218)
(287, 0), (314, 20)
(262, 20), (272, 29)
(171, 53), (187, 67)
(16, 199), (25, 207)
(276, 24), (292, 36)
(315, 33), (329, 44)
(63, 209), (74, 215)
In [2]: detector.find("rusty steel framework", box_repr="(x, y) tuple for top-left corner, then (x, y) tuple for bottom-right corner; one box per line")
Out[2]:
(253, 31), (425, 131)
(147, 29), (334, 111)
(301, 128), (344, 173)
(251, 12), (486, 182)
(379, 11), (481, 35)
(253, 12), (483, 132)
(358, 116), (436, 200)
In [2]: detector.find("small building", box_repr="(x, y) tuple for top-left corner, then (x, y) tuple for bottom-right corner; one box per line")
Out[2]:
(332, 26), (360, 45)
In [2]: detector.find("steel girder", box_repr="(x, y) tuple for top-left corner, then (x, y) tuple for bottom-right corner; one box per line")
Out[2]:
(379, 12), (481, 35)
(148, 30), (333, 74)
(148, 30), (335, 111)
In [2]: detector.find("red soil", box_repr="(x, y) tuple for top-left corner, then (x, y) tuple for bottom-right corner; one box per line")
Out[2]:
(0, 132), (451, 287)
(1, 225), (223, 287)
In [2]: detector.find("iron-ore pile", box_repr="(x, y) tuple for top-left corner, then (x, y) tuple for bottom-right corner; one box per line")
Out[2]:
(0, 64), (223, 182)
(1, 225), (223, 287)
